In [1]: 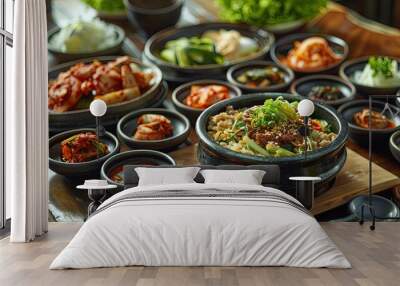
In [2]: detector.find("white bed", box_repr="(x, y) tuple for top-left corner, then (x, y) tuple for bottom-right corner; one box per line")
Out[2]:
(50, 181), (350, 269)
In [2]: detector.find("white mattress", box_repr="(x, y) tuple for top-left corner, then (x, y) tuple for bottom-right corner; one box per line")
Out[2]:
(50, 183), (350, 269)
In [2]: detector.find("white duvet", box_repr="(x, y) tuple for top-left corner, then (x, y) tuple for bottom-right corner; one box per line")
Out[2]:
(50, 183), (351, 269)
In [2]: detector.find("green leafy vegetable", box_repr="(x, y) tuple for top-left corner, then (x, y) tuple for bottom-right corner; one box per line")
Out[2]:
(216, 0), (327, 26)
(82, 0), (125, 12)
(250, 97), (299, 127)
(368, 56), (395, 78)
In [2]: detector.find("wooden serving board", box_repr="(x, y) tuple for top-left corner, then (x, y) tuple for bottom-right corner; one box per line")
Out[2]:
(48, 142), (400, 222)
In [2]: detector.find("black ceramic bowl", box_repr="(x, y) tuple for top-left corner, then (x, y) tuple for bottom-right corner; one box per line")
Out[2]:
(144, 22), (274, 83)
(117, 108), (191, 150)
(124, 0), (183, 36)
(101, 149), (176, 191)
(172, 80), (242, 125)
(48, 25), (125, 62)
(195, 93), (349, 194)
(49, 128), (120, 178)
(290, 75), (356, 107)
(338, 100), (400, 146)
(390, 131), (400, 163)
(349, 195), (400, 220)
(271, 33), (348, 76)
(227, 61), (294, 93)
(48, 56), (163, 132)
(339, 56), (400, 96)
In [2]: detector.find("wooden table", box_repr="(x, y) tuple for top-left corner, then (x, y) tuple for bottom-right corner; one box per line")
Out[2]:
(48, 1), (400, 222)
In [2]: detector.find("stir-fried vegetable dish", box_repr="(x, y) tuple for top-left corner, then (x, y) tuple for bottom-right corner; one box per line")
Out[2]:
(207, 97), (336, 157)
(48, 56), (154, 112)
(61, 132), (109, 163)
(185, 85), (230, 109)
(160, 30), (258, 67)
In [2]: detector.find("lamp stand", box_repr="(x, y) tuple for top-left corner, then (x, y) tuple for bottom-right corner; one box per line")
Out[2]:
(359, 94), (400, 230)
(304, 116), (308, 159)
(359, 96), (376, 230)
(95, 116), (100, 159)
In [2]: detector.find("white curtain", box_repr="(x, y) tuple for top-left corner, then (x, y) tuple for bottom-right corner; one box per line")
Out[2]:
(7, 0), (49, 242)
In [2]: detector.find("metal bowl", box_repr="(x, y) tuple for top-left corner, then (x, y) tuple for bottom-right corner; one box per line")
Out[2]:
(49, 128), (120, 178)
(143, 22), (274, 83)
(271, 33), (348, 76)
(195, 93), (349, 193)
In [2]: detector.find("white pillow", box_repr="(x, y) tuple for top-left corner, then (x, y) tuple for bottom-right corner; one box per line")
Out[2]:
(200, 169), (266, 185)
(135, 167), (201, 186)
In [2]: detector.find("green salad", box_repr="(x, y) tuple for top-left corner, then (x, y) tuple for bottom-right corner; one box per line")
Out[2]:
(216, 0), (327, 26)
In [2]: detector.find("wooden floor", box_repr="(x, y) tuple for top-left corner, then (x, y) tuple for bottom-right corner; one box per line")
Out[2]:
(0, 223), (399, 286)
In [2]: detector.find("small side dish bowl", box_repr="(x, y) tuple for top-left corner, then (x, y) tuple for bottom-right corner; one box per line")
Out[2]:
(271, 33), (348, 75)
(290, 75), (356, 107)
(49, 128), (120, 177)
(338, 100), (400, 145)
(101, 149), (176, 191)
(227, 61), (294, 93)
(117, 108), (191, 150)
(124, 0), (183, 36)
(48, 24), (125, 62)
(339, 56), (400, 96)
(172, 80), (242, 124)
(389, 131), (400, 163)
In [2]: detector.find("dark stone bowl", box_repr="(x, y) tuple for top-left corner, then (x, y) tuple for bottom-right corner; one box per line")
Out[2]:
(172, 80), (242, 125)
(337, 100), (400, 146)
(195, 93), (349, 193)
(227, 61), (294, 93)
(390, 131), (400, 163)
(117, 108), (191, 150)
(290, 75), (356, 108)
(124, 0), (183, 37)
(49, 128), (120, 178)
(339, 56), (400, 96)
(48, 25), (125, 62)
(101, 149), (176, 192)
(271, 33), (348, 76)
(48, 56), (163, 132)
(144, 22), (274, 83)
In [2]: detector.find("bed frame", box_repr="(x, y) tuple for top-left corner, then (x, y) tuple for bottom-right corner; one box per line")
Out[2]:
(123, 165), (281, 189)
